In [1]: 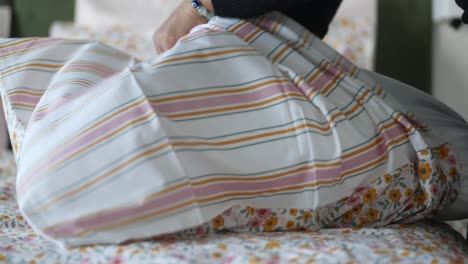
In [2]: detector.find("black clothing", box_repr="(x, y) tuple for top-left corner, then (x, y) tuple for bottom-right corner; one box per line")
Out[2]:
(211, 0), (342, 38)
(456, 0), (468, 23)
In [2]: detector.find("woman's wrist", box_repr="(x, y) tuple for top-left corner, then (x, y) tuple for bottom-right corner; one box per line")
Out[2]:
(200, 0), (214, 13)
(185, 0), (209, 23)
(153, 0), (214, 54)
(190, 0), (215, 20)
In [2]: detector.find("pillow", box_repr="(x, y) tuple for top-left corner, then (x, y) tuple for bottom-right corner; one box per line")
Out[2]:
(75, 0), (377, 69)
(325, 0), (377, 70)
(1, 13), (460, 246)
(325, 17), (376, 70)
(75, 0), (182, 33)
(50, 19), (376, 71)
(50, 22), (155, 60)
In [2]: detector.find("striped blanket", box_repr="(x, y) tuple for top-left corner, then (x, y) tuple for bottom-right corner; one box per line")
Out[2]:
(0, 13), (461, 246)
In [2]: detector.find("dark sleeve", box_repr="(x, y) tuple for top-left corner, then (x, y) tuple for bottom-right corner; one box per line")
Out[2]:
(211, 0), (342, 38)
(456, 0), (468, 23)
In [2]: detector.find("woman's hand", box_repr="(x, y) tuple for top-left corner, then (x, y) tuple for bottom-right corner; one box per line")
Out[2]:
(153, 1), (213, 54)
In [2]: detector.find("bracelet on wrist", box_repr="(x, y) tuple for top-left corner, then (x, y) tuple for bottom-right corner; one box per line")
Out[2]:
(191, 0), (215, 20)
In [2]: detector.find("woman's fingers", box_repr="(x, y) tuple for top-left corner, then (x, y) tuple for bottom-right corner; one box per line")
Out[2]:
(154, 23), (177, 54)
(154, 27), (178, 54)
(154, 32), (169, 54)
(153, 33), (162, 54)
(153, 1), (208, 54)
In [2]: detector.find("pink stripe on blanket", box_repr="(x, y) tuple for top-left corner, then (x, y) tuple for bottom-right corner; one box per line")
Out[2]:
(342, 125), (408, 173)
(66, 63), (115, 77)
(0, 38), (63, 56)
(18, 102), (154, 193)
(309, 66), (342, 91)
(235, 23), (260, 39)
(8, 94), (40, 105)
(152, 82), (301, 114)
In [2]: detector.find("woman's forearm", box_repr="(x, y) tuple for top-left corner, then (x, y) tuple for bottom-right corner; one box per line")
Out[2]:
(200, 0), (214, 13)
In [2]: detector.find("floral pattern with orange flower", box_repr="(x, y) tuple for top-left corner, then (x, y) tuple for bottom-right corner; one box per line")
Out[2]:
(366, 208), (379, 221)
(343, 211), (354, 222)
(266, 241), (281, 249)
(286, 221), (296, 230)
(438, 146), (450, 159)
(449, 167), (458, 180)
(246, 207), (255, 216)
(303, 211), (313, 221)
(405, 188), (414, 197)
(262, 216), (278, 232)
(212, 215), (225, 229)
(1, 222), (466, 263)
(358, 217), (370, 227)
(389, 190), (402, 203)
(420, 150), (430, 156)
(418, 163), (432, 180)
(362, 189), (377, 203)
(414, 194), (427, 206)
(289, 209), (298, 216)
(352, 205), (363, 215)
(384, 174), (393, 183)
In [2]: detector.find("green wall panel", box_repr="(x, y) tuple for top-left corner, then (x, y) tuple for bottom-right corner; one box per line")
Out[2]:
(11, 0), (74, 37)
(376, 0), (433, 94)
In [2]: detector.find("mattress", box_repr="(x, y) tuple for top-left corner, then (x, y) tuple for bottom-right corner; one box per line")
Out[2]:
(0, 151), (467, 263)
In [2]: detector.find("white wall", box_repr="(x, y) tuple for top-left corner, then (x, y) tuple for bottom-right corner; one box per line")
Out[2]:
(433, 0), (463, 22)
(432, 23), (468, 121)
(0, 6), (11, 38)
(0, 6), (10, 149)
(432, 1), (468, 121)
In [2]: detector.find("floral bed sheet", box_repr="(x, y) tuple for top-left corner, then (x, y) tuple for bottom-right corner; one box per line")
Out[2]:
(0, 152), (466, 264)
(50, 16), (376, 69)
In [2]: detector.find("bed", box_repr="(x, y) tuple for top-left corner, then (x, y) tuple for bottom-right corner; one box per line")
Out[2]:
(1, 1), (468, 263)
(1, 148), (467, 263)
(1, 151), (467, 263)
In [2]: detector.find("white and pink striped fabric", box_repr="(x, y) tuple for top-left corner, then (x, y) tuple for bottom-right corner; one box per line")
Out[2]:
(0, 13), (460, 246)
